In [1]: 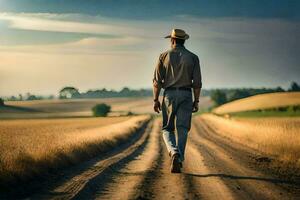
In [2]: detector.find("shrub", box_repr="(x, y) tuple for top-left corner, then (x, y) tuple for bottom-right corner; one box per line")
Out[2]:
(211, 90), (227, 106)
(288, 105), (300, 112)
(0, 98), (4, 106)
(127, 111), (134, 116)
(227, 89), (251, 102)
(92, 103), (111, 117)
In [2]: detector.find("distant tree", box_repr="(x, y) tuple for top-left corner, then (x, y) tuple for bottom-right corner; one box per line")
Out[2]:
(27, 95), (38, 101)
(9, 96), (17, 101)
(0, 98), (4, 106)
(59, 87), (80, 99)
(211, 90), (227, 106)
(127, 111), (134, 116)
(79, 87), (153, 98)
(92, 103), (111, 117)
(275, 87), (285, 92)
(289, 82), (300, 92)
(227, 89), (251, 102)
(120, 87), (131, 96)
(47, 95), (55, 99)
(26, 92), (31, 99)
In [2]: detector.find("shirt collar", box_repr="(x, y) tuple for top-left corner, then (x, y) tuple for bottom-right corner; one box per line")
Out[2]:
(173, 44), (185, 49)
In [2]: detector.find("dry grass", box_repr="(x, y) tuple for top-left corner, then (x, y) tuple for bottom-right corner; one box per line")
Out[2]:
(0, 115), (150, 188)
(199, 114), (300, 166)
(213, 92), (300, 114)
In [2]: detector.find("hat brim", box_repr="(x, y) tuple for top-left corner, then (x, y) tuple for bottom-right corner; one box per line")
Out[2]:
(164, 34), (189, 40)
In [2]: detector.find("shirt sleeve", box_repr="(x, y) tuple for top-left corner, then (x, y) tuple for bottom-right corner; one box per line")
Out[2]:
(192, 56), (202, 89)
(153, 54), (165, 88)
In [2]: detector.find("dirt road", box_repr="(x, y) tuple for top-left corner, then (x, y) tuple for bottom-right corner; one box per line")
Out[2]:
(30, 117), (300, 200)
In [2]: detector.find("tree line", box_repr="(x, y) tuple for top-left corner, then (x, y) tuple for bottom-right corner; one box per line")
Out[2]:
(1, 82), (299, 104)
(1, 93), (54, 103)
(210, 81), (300, 106)
(58, 87), (153, 99)
(58, 87), (213, 99)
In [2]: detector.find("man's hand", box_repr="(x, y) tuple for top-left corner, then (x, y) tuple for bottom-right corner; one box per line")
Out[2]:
(192, 100), (199, 113)
(153, 100), (161, 113)
(153, 85), (162, 113)
(192, 88), (201, 113)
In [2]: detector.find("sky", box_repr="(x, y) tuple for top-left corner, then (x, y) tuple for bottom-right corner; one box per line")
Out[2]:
(0, 0), (299, 96)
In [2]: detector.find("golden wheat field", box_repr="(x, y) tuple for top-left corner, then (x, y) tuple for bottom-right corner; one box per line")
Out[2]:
(0, 97), (153, 119)
(199, 114), (300, 165)
(0, 115), (150, 184)
(213, 92), (300, 114)
(1, 96), (213, 119)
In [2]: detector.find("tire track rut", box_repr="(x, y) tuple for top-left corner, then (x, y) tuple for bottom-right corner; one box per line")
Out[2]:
(94, 119), (162, 200)
(95, 118), (195, 200)
(31, 119), (153, 200)
(29, 116), (300, 200)
(138, 138), (192, 200)
(184, 142), (235, 200)
(189, 119), (298, 199)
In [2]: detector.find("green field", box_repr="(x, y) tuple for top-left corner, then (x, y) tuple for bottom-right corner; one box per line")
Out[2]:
(213, 92), (300, 115)
(226, 109), (300, 118)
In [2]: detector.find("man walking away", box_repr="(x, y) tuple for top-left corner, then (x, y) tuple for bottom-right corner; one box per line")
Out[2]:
(152, 29), (202, 173)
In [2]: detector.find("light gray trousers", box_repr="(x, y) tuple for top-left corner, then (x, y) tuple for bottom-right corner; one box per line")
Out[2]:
(162, 89), (193, 162)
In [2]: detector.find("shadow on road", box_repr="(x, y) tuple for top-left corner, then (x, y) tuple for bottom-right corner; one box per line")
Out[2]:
(184, 173), (300, 186)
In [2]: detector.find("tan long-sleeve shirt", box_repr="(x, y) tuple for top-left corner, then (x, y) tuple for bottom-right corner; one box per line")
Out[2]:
(153, 45), (202, 89)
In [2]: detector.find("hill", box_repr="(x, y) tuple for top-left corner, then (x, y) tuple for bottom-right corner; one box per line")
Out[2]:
(213, 92), (300, 115)
(0, 97), (152, 119)
(0, 97), (213, 119)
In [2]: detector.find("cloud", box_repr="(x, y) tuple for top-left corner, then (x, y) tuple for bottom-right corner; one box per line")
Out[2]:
(2, 12), (299, 46)
(0, 13), (102, 34)
(0, 13), (152, 54)
(0, 12), (143, 36)
(1, 12), (299, 67)
(0, 12), (299, 95)
(0, 12), (166, 54)
(0, 36), (147, 55)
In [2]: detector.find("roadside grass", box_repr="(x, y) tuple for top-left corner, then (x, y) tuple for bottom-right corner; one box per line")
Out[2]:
(199, 114), (300, 170)
(0, 115), (150, 196)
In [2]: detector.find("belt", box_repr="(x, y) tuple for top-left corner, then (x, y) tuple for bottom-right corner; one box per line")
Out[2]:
(165, 87), (192, 92)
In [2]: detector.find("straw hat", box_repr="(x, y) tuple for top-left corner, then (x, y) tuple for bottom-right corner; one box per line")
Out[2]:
(165, 29), (189, 40)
